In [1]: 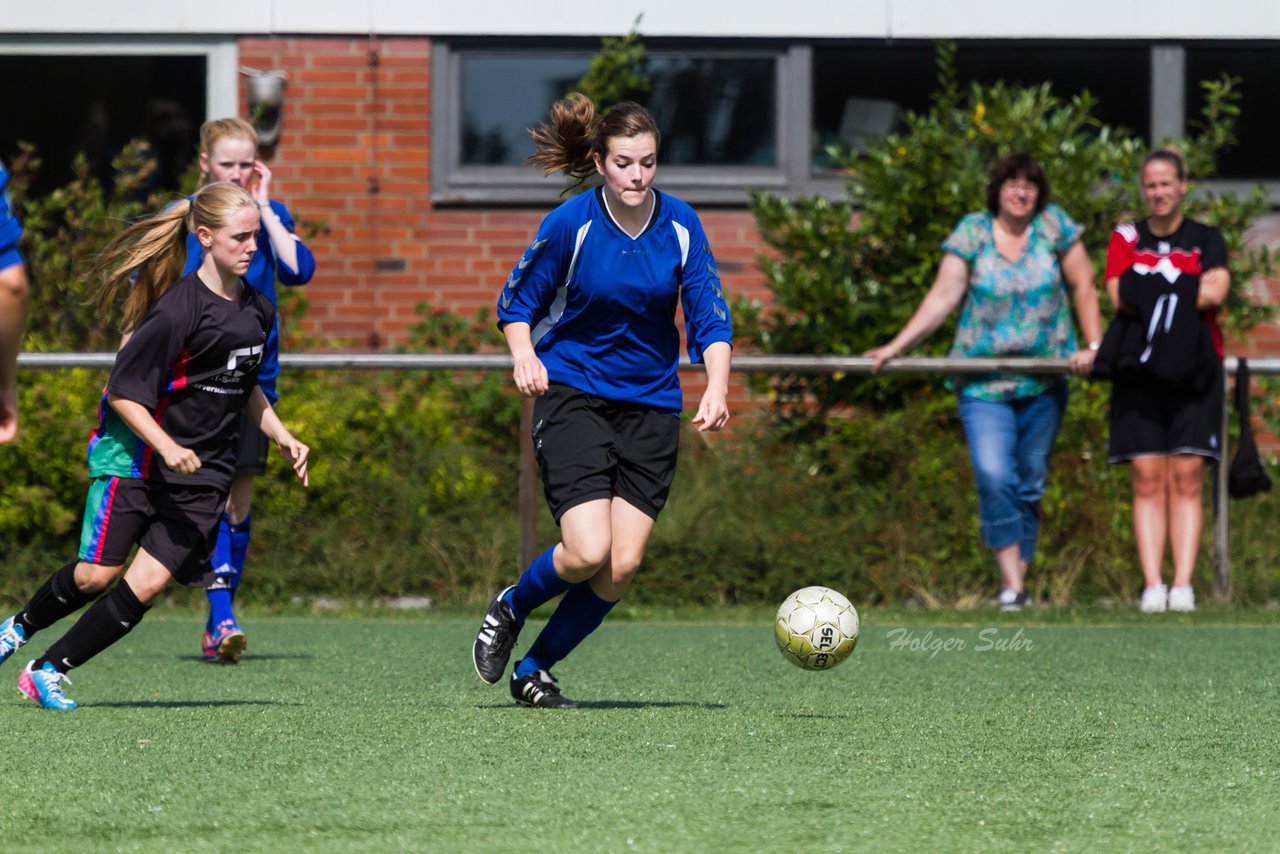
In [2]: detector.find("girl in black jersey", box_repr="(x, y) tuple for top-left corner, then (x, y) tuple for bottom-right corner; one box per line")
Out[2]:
(0, 182), (310, 710)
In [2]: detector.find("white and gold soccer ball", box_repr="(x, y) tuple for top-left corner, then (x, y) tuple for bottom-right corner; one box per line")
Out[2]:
(774, 586), (859, 670)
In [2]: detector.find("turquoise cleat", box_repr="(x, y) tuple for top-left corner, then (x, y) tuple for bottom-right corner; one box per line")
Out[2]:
(18, 660), (77, 711)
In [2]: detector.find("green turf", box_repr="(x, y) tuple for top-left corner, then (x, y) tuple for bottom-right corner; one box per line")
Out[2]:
(3, 609), (1279, 852)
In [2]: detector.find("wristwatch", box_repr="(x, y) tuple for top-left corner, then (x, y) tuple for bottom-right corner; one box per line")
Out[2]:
(1088, 341), (1101, 351)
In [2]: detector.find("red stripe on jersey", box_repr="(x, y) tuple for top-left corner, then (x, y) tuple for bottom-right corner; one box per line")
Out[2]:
(168, 350), (191, 391)
(138, 394), (172, 479)
(1131, 248), (1203, 275)
(140, 351), (189, 477)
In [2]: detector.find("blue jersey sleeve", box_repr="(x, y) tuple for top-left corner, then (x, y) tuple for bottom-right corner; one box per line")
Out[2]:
(0, 163), (25, 270)
(268, 200), (316, 285)
(678, 213), (732, 363)
(496, 210), (573, 329)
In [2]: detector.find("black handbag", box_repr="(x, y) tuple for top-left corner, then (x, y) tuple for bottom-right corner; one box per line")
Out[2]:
(1228, 358), (1272, 499)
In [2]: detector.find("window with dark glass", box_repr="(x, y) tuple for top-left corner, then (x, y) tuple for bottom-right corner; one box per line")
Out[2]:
(1186, 44), (1280, 180)
(0, 55), (206, 195)
(644, 56), (776, 166)
(460, 53), (590, 166)
(458, 50), (776, 169)
(812, 41), (1150, 173)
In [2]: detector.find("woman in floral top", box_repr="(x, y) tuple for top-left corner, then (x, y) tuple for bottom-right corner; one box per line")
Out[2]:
(867, 153), (1103, 610)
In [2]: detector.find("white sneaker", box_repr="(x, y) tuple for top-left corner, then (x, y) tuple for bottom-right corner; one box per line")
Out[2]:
(1168, 585), (1196, 612)
(1140, 584), (1168, 613)
(997, 589), (1028, 611)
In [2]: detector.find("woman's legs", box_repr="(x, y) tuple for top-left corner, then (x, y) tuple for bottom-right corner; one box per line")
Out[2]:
(1011, 384), (1068, 566)
(959, 396), (1021, 553)
(1168, 454), (1206, 589)
(510, 497), (615, 619)
(34, 550), (169, 672)
(516, 499), (656, 678)
(0, 560), (122, 670)
(1130, 456), (1170, 590)
(19, 550), (170, 710)
(472, 499), (613, 685)
(960, 387), (1066, 605)
(205, 472), (255, 640)
(959, 395), (1027, 597)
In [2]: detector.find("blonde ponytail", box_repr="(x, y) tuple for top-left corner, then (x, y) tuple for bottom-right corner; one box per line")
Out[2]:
(90, 182), (256, 331)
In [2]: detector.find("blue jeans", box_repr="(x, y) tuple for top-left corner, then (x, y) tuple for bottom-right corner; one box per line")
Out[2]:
(957, 383), (1068, 563)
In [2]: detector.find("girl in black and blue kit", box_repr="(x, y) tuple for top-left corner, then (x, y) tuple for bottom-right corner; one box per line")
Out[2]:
(0, 182), (309, 709)
(472, 94), (733, 708)
(186, 118), (316, 663)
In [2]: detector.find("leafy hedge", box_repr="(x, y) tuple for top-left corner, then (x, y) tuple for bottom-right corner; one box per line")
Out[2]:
(5, 365), (1278, 608)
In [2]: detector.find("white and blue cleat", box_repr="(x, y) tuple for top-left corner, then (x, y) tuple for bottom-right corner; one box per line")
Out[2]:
(0, 616), (27, 667)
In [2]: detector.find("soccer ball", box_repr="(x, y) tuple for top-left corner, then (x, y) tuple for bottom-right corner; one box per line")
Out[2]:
(774, 586), (859, 670)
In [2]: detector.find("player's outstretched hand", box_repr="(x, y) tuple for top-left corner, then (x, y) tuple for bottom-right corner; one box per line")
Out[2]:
(278, 435), (310, 487)
(162, 444), (201, 474)
(691, 388), (730, 433)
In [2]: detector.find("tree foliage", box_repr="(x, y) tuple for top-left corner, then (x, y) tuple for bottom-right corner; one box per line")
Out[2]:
(5, 141), (186, 350)
(573, 15), (649, 109)
(741, 43), (1277, 422)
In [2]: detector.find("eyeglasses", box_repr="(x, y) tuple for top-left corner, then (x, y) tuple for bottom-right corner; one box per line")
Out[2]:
(1002, 180), (1040, 195)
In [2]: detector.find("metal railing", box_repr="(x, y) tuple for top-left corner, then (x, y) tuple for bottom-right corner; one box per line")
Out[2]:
(21, 352), (1276, 599)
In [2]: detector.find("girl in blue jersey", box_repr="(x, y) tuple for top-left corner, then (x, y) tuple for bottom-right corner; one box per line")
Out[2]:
(0, 159), (28, 444)
(187, 119), (316, 662)
(0, 182), (310, 709)
(472, 93), (733, 708)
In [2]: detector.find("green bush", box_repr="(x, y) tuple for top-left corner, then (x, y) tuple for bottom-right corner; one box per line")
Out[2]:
(5, 367), (1276, 608)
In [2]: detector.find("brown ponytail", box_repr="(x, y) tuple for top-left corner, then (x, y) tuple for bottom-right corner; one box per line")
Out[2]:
(528, 93), (661, 188)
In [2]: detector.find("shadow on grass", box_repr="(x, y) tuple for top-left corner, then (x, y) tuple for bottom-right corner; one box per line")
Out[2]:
(177, 653), (315, 664)
(87, 699), (290, 709)
(477, 700), (728, 710)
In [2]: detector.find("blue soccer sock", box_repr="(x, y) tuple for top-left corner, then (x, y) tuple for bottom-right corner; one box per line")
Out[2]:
(227, 515), (251, 594)
(505, 545), (571, 623)
(515, 583), (617, 678)
(206, 515), (236, 631)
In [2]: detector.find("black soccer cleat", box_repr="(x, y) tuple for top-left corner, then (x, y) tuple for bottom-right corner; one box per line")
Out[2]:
(510, 668), (577, 709)
(472, 586), (521, 685)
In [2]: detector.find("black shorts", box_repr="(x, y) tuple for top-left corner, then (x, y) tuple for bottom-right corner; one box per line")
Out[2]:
(532, 383), (681, 523)
(234, 410), (269, 475)
(1108, 367), (1224, 463)
(77, 476), (227, 586)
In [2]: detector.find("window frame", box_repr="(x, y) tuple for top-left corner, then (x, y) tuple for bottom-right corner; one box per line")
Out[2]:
(0, 34), (238, 120)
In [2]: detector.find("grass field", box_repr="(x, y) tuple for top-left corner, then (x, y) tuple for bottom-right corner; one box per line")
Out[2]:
(3, 606), (1279, 852)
